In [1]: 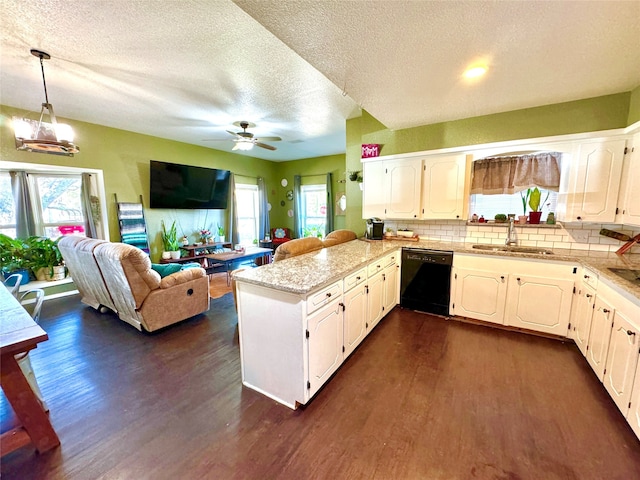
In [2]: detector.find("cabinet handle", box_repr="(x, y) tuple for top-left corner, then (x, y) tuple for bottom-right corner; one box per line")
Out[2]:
(356, 276), (361, 280)
(603, 308), (610, 313)
(584, 275), (590, 279)
(517, 277), (521, 282)
(627, 330), (636, 336)
(577, 216), (582, 220)
(326, 292), (332, 298)
(586, 293), (592, 298)
(500, 276), (505, 281)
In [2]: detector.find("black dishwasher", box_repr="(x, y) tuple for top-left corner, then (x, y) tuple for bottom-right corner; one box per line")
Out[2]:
(400, 248), (453, 316)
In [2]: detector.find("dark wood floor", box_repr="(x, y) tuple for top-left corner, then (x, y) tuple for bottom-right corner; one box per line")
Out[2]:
(2, 293), (640, 479)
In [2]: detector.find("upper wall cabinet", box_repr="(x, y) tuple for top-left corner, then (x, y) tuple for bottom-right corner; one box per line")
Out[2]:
(564, 138), (627, 223)
(421, 154), (468, 220)
(362, 158), (422, 219)
(617, 132), (640, 226)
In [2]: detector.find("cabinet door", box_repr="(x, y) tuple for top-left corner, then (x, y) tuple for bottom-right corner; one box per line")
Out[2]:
(452, 267), (508, 325)
(421, 154), (466, 219)
(367, 272), (384, 331)
(307, 300), (343, 397)
(506, 275), (574, 336)
(343, 284), (367, 358)
(567, 138), (626, 222)
(362, 161), (385, 219)
(619, 133), (640, 226)
(586, 296), (615, 381)
(603, 310), (640, 415)
(382, 262), (399, 315)
(626, 354), (640, 439)
(572, 286), (596, 356)
(384, 158), (422, 219)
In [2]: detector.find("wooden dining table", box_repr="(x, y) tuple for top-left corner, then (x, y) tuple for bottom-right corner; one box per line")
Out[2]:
(0, 286), (60, 455)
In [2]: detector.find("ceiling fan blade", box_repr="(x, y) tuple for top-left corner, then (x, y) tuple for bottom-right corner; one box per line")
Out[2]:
(256, 136), (281, 142)
(256, 142), (277, 151)
(226, 130), (240, 137)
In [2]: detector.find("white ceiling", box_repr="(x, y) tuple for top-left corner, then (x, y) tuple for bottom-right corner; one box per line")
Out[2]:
(1, 1), (639, 162)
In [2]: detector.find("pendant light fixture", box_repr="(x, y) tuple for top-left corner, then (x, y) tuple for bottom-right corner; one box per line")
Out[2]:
(12, 49), (79, 156)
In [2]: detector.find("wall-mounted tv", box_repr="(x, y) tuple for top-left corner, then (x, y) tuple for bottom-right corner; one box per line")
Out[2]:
(150, 160), (231, 209)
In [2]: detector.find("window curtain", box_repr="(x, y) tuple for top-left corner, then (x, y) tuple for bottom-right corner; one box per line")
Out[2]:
(324, 173), (334, 236)
(257, 177), (270, 241)
(293, 175), (303, 238)
(81, 173), (98, 238)
(10, 171), (36, 238)
(226, 173), (240, 245)
(470, 152), (561, 195)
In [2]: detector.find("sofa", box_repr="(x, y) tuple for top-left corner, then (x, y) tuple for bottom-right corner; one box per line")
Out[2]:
(272, 229), (357, 262)
(58, 236), (210, 332)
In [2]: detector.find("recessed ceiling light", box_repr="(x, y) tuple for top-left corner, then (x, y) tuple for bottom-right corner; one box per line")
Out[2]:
(463, 65), (488, 79)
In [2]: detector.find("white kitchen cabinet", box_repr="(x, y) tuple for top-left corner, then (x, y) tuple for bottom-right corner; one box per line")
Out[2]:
(618, 132), (640, 226)
(564, 138), (627, 222)
(382, 260), (399, 314)
(627, 352), (640, 439)
(451, 267), (508, 325)
(506, 274), (574, 337)
(362, 157), (422, 219)
(367, 267), (385, 330)
(421, 154), (468, 220)
(343, 279), (368, 358)
(572, 284), (596, 356)
(307, 298), (344, 397)
(586, 295), (615, 381)
(451, 254), (577, 336)
(603, 309), (640, 415)
(362, 160), (385, 219)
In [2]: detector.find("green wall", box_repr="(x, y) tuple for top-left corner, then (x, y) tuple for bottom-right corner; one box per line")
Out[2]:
(270, 154), (347, 233)
(629, 85), (640, 126)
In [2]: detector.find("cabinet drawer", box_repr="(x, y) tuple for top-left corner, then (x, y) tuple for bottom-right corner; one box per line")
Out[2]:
(582, 267), (598, 290)
(382, 252), (398, 267)
(307, 281), (342, 315)
(344, 267), (367, 292)
(368, 259), (385, 277)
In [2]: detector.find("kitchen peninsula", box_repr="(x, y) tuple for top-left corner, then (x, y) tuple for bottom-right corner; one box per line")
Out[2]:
(233, 237), (640, 439)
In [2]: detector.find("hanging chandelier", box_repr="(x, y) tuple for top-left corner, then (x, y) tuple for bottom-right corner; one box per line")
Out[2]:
(13, 49), (79, 156)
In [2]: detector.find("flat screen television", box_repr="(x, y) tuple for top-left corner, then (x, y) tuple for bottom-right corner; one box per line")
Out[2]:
(149, 160), (230, 209)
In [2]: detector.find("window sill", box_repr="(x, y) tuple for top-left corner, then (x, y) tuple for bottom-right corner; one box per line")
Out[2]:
(466, 221), (562, 229)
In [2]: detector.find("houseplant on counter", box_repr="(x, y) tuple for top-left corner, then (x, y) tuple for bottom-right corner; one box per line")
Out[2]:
(527, 187), (550, 225)
(24, 236), (66, 281)
(216, 224), (225, 243)
(161, 220), (181, 259)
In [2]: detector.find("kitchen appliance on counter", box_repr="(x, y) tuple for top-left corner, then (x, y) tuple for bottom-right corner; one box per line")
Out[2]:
(365, 217), (384, 240)
(401, 248), (453, 316)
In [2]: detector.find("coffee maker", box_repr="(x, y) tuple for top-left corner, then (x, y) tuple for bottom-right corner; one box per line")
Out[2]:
(365, 217), (384, 240)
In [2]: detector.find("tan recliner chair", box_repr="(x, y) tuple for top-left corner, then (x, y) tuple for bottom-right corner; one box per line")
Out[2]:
(60, 236), (210, 332)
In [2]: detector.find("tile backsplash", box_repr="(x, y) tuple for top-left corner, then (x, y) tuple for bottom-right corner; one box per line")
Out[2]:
(383, 220), (640, 254)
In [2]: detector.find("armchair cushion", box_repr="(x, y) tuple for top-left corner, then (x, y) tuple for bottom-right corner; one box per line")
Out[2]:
(151, 263), (183, 277)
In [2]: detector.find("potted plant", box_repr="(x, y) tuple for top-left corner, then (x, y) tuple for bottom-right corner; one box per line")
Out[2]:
(494, 213), (507, 223)
(0, 233), (29, 284)
(527, 187), (550, 225)
(161, 220), (180, 259)
(347, 170), (360, 182)
(217, 223), (226, 243)
(24, 236), (66, 281)
(519, 190), (530, 224)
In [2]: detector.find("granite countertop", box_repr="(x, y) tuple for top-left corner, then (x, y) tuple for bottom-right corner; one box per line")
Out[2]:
(233, 238), (640, 301)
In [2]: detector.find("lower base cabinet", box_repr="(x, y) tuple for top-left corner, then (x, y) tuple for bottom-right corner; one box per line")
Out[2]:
(585, 295), (615, 381)
(237, 251), (400, 409)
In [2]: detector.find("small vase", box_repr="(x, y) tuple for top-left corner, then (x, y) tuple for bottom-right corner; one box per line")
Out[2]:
(518, 215), (528, 225)
(170, 251), (181, 260)
(529, 211), (542, 224)
(162, 251), (171, 260)
(218, 236), (225, 243)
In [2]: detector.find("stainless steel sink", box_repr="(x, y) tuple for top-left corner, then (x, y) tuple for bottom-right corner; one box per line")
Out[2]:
(471, 245), (554, 255)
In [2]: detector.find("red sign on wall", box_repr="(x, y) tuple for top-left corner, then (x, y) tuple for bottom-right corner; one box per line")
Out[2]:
(361, 144), (380, 158)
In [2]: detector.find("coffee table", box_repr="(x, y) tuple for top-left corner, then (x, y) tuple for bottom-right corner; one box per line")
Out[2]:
(207, 247), (273, 284)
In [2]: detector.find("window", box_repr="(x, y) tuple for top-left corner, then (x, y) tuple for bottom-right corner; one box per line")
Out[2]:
(469, 188), (558, 220)
(0, 173), (16, 237)
(235, 184), (259, 246)
(32, 174), (85, 238)
(301, 184), (326, 238)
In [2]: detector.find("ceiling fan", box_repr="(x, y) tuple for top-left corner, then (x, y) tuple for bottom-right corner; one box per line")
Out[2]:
(206, 121), (281, 151)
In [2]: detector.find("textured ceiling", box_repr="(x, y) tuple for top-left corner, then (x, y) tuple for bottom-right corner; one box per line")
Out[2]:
(1, 1), (639, 162)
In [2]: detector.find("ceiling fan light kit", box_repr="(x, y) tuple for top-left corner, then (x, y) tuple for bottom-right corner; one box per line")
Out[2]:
(208, 120), (281, 152)
(13, 49), (79, 157)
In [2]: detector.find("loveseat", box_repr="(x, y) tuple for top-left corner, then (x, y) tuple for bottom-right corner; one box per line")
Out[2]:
(58, 236), (210, 332)
(272, 229), (357, 262)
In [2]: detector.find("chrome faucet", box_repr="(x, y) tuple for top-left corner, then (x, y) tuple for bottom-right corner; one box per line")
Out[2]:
(505, 218), (517, 246)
